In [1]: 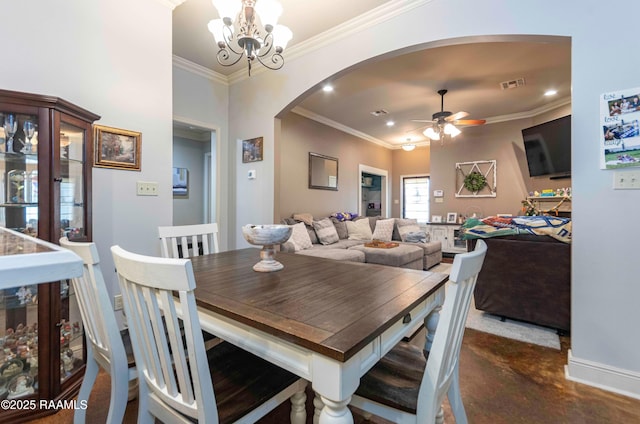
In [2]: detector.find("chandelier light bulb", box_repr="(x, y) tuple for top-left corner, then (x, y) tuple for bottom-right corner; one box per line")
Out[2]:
(272, 24), (292, 50)
(255, 0), (283, 29)
(208, 19), (227, 45)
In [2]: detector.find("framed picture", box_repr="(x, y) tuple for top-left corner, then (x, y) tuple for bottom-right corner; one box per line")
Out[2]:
(94, 124), (141, 171)
(242, 136), (263, 163)
(433, 189), (444, 197)
(447, 212), (458, 223)
(172, 167), (188, 197)
(432, 215), (442, 223)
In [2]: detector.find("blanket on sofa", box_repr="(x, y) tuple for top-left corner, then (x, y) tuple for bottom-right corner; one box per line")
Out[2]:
(461, 216), (572, 243)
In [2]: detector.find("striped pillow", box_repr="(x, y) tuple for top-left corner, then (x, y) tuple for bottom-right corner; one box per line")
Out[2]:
(312, 218), (339, 245)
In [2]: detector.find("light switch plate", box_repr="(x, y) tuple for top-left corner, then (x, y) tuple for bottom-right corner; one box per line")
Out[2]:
(613, 171), (640, 189)
(248, 170), (256, 179)
(136, 181), (158, 196)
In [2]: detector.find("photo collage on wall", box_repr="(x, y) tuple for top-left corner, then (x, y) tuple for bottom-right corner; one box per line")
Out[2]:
(600, 86), (640, 169)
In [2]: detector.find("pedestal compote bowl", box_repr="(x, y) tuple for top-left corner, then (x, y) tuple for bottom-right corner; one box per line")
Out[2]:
(241, 224), (292, 272)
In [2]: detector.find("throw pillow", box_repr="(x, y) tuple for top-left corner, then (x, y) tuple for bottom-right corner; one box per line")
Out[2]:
(346, 218), (373, 241)
(292, 212), (314, 226)
(404, 231), (429, 243)
(372, 218), (395, 242)
(330, 217), (349, 239)
(287, 222), (313, 251)
(396, 218), (421, 242)
(312, 217), (339, 245)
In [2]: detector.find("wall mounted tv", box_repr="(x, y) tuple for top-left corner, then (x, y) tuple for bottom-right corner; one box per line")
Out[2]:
(522, 115), (571, 179)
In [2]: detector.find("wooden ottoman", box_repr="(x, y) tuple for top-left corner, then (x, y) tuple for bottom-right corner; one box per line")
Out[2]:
(349, 244), (423, 269)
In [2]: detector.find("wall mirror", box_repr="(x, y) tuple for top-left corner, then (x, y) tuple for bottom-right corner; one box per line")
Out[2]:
(309, 152), (338, 190)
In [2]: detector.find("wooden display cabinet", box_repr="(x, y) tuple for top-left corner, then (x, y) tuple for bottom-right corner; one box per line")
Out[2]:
(0, 89), (99, 421)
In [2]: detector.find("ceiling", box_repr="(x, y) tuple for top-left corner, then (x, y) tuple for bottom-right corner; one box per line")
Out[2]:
(172, 1), (572, 147)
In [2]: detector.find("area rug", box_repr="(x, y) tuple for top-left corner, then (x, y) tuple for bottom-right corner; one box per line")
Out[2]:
(430, 263), (561, 350)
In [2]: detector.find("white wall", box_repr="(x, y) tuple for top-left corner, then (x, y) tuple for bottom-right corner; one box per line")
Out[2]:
(0, 0), (174, 303)
(222, 0), (640, 398)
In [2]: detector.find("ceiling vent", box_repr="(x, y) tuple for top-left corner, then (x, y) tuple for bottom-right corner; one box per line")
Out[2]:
(500, 78), (526, 90)
(370, 109), (389, 117)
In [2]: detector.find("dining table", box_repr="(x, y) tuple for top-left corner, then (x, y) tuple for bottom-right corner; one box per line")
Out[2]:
(188, 248), (448, 424)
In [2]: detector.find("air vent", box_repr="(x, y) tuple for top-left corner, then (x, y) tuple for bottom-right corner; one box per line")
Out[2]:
(500, 78), (526, 90)
(370, 109), (389, 117)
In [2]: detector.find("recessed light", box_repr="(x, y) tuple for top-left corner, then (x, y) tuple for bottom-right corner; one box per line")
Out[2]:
(544, 89), (557, 96)
(386, 120), (395, 127)
(322, 85), (333, 92)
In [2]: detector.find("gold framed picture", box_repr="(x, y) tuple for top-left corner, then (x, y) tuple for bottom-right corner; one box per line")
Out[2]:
(93, 124), (142, 171)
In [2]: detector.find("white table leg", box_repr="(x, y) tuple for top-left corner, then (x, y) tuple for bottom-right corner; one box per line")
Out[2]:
(424, 305), (442, 352)
(290, 389), (307, 424)
(313, 393), (324, 424)
(318, 395), (353, 424)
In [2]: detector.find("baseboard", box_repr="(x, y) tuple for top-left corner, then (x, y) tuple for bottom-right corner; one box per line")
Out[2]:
(565, 349), (640, 400)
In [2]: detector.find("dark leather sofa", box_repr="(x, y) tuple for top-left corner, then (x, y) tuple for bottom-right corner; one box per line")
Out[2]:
(468, 234), (571, 333)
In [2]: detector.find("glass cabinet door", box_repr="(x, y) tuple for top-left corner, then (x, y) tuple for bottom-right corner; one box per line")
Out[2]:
(1, 110), (40, 400)
(59, 121), (87, 241)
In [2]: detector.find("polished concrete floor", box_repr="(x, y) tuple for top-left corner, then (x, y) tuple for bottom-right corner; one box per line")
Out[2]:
(29, 328), (640, 424)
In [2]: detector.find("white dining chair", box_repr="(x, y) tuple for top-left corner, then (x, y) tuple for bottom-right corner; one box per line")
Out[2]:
(110, 245), (308, 424)
(59, 237), (137, 424)
(349, 239), (488, 424)
(158, 223), (220, 258)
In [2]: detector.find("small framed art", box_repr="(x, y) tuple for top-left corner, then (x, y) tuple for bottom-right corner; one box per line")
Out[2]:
(242, 137), (263, 163)
(172, 167), (188, 197)
(94, 124), (142, 171)
(431, 215), (442, 223)
(446, 212), (458, 223)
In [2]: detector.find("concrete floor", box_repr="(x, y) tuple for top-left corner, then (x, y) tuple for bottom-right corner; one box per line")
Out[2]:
(30, 329), (640, 424)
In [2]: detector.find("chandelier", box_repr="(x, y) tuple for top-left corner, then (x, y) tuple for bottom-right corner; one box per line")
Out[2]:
(208, 0), (293, 76)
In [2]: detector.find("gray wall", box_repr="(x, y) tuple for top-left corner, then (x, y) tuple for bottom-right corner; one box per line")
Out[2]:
(172, 136), (210, 225)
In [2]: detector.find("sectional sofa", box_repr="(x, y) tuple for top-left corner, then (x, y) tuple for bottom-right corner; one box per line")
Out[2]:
(280, 215), (442, 270)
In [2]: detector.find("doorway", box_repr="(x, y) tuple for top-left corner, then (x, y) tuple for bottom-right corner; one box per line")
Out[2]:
(172, 120), (217, 226)
(358, 164), (389, 218)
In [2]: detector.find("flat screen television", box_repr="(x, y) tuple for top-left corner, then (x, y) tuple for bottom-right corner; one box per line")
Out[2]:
(522, 115), (571, 179)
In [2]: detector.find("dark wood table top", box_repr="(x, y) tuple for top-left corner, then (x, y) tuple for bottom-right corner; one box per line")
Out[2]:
(190, 248), (448, 362)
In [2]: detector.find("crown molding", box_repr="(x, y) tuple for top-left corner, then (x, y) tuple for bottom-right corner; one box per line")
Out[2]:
(292, 97), (571, 151)
(173, 55), (229, 85)
(292, 106), (393, 149)
(155, 0), (186, 10)
(485, 97), (572, 124)
(227, 0), (434, 84)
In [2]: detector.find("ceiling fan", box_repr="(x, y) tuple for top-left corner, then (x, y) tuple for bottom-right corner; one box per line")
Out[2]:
(410, 89), (486, 143)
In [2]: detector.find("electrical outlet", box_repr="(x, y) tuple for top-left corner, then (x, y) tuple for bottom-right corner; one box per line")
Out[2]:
(136, 181), (158, 196)
(114, 294), (123, 311)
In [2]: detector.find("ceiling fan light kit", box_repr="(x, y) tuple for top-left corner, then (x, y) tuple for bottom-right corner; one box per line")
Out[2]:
(401, 143), (416, 151)
(209, 0), (292, 76)
(414, 89), (486, 145)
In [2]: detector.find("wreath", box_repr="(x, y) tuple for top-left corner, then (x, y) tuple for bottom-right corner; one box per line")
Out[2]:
(463, 171), (487, 192)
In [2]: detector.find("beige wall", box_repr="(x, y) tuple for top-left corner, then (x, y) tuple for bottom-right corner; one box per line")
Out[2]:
(280, 107), (571, 222)
(277, 112), (392, 220)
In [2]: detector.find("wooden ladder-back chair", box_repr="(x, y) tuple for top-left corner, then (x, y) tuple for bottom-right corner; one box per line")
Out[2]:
(350, 239), (488, 424)
(111, 245), (307, 424)
(59, 237), (137, 424)
(158, 223), (220, 259)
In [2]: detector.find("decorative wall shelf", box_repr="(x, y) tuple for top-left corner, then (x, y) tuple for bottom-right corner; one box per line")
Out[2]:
(455, 160), (497, 197)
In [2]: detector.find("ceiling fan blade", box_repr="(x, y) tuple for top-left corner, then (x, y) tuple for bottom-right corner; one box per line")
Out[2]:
(410, 119), (435, 123)
(445, 111), (469, 121)
(453, 119), (486, 126)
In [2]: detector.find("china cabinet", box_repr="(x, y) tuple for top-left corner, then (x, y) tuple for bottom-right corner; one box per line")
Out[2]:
(0, 89), (99, 420)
